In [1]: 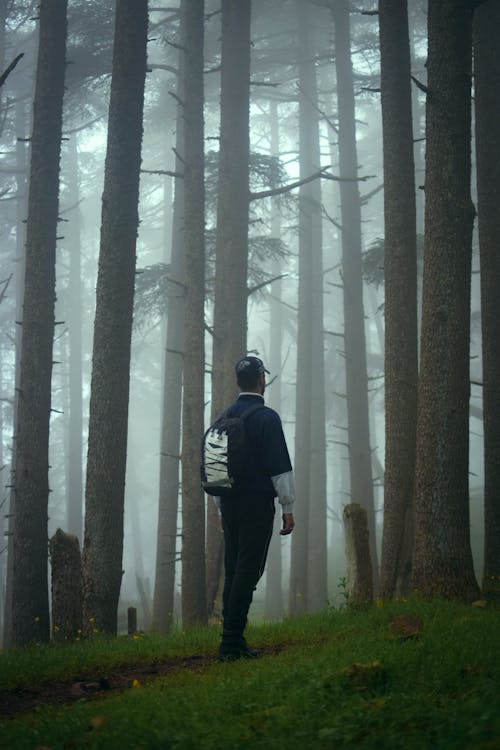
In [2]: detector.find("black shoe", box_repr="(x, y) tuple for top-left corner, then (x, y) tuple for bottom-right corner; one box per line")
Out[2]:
(218, 642), (261, 661)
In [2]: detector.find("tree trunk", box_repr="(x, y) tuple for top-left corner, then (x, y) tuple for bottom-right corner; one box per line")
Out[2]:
(290, 0), (327, 615)
(206, 0), (251, 617)
(11, 0), (68, 647)
(49, 528), (82, 641)
(152, 31), (186, 635)
(181, 0), (207, 627)
(332, 0), (379, 590)
(378, 0), (418, 599)
(412, 0), (479, 600)
(82, 0), (148, 635)
(264, 99), (284, 621)
(343, 503), (373, 608)
(473, 0), (500, 599)
(3, 96), (29, 649)
(65, 133), (84, 542)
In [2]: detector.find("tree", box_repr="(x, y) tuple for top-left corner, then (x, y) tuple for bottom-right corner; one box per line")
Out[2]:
(473, 0), (500, 598)
(11, 0), (68, 647)
(378, 0), (418, 598)
(82, 0), (148, 635)
(181, 0), (207, 626)
(152, 21), (185, 636)
(332, 0), (379, 589)
(412, 0), (479, 600)
(64, 134), (84, 542)
(289, 0), (327, 615)
(206, 0), (251, 616)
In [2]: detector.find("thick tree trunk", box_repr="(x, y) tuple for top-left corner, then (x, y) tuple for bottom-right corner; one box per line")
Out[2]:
(473, 0), (500, 599)
(49, 528), (82, 641)
(378, 0), (418, 599)
(206, 0), (251, 616)
(11, 0), (68, 647)
(82, 0), (148, 635)
(412, 0), (479, 600)
(152, 25), (186, 635)
(332, 0), (379, 591)
(181, 0), (207, 627)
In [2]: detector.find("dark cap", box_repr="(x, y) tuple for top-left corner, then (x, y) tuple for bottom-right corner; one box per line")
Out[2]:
(235, 356), (270, 379)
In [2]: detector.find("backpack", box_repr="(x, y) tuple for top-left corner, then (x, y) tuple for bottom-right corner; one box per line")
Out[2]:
(201, 403), (264, 496)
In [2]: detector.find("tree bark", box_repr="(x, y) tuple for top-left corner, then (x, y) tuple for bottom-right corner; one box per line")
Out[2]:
(378, 0), (418, 599)
(332, 0), (379, 591)
(3, 96), (29, 649)
(412, 0), (479, 600)
(343, 503), (373, 608)
(290, 0), (328, 615)
(49, 528), (82, 641)
(152, 17), (186, 636)
(11, 0), (68, 647)
(206, 0), (251, 617)
(82, 0), (148, 635)
(65, 133), (84, 542)
(181, 0), (207, 626)
(264, 99), (284, 621)
(473, 0), (500, 599)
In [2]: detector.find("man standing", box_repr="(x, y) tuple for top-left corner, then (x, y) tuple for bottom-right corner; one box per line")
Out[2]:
(213, 355), (295, 660)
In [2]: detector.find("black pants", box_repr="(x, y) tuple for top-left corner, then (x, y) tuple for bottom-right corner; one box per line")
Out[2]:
(220, 494), (275, 638)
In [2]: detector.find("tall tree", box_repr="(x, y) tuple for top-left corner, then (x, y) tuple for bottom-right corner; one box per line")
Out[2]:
(289, 0), (327, 615)
(473, 0), (500, 599)
(82, 0), (148, 635)
(152, 33), (185, 636)
(65, 134), (84, 542)
(332, 0), (379, 588)
(264, 98), (284, 621)
(206, 0), (251, 616)
(11, 0), (68, 646)
(3, 95), (29, 648)
(378, 0), (418, 598)
(181, 0), (207, 626)
(412, 0), (479, 600)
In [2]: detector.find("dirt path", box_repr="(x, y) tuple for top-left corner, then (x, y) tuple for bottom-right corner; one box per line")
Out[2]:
(0, 645), (285, 719)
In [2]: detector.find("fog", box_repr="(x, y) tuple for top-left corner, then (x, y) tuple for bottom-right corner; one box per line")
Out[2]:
(0, 0), (489, 640)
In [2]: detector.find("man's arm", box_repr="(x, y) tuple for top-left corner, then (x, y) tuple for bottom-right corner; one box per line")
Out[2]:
(271, 471), (296, 534)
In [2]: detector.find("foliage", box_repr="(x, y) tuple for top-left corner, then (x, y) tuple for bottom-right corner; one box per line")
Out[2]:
(133, 263), (170, 331)
(2, 600), (500, 748)
(362, 234), (424, 288)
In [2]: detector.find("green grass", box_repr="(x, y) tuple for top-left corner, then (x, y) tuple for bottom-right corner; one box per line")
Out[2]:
(1, 599), (500, 749)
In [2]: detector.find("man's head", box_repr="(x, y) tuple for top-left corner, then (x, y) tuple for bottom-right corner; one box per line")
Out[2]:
(235, 356), (270, 394)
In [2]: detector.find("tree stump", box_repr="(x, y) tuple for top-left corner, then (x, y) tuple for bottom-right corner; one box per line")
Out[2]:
(343, 503), (373, 607)
(128, 607), (137, 635)
(49, 528), (82, 641)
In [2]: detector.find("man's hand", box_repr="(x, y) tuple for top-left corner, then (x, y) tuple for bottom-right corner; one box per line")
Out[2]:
(280, 512), (295, 535)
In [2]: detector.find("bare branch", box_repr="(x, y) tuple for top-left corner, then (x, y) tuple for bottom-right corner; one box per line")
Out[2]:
(411, 75), (429, 95)
(0, 53), (24, 88)
(247, 274), (288, 296)
(141, 168), (183, 179)
(360, 182), (384, 205)
(250, 167), (369, 202)
(0, 274), (12, 305)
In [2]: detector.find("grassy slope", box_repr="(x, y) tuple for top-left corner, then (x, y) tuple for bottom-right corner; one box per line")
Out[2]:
(1, 600), (500, 749)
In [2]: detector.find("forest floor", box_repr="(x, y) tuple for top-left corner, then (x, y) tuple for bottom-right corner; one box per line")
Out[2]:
(0, 642), (288, 718)
(1, 599), (500, 749)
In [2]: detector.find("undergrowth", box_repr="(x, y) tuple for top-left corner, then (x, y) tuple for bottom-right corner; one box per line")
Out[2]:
(1, 599), (499, 749)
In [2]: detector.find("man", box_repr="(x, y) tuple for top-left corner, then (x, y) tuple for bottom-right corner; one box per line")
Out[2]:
(214, 355), (295, 661)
